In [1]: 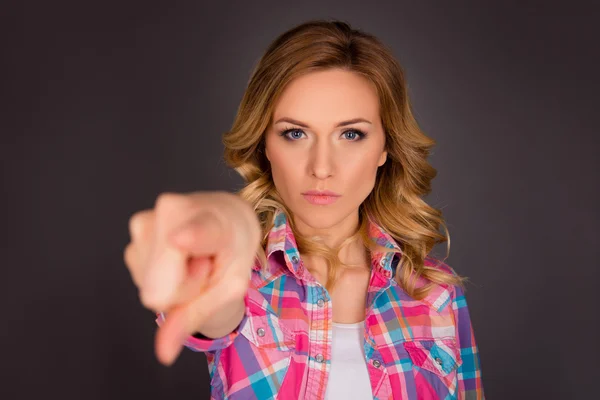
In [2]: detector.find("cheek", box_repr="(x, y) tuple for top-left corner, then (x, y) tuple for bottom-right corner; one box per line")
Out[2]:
(349, 154), (379, 178)
(343, 156), (380, 193)
(268, 151), (299, 191)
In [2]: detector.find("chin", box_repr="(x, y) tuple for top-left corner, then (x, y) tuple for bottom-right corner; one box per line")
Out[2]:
(290, 204), (346, 230)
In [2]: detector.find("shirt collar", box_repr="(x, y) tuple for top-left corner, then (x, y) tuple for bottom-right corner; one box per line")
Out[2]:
(261, 208), (403, 281)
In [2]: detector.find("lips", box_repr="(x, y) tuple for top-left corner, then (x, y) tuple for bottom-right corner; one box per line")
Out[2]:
(302, 190), (341, 197)
(301, 190), (341, 205)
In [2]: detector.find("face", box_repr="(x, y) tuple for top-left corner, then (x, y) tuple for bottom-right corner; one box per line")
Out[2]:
(264, 68), (387, 235)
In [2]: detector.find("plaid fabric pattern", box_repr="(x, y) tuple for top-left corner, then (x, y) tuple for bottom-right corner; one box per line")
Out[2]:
(156, 209), (484, 399)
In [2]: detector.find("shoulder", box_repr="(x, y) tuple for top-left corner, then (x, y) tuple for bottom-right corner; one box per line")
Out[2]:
(423, 256), (459, 278)
(418, 256), (464, 312)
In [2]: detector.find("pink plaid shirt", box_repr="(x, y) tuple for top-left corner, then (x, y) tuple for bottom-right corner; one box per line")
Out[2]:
(156, 208), (484, 399)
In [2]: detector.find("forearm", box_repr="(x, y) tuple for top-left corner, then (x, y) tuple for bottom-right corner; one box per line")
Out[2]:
(192, 297), (246, 339)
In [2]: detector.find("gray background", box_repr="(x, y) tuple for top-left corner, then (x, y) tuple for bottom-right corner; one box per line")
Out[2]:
(1, 1), (598, 399)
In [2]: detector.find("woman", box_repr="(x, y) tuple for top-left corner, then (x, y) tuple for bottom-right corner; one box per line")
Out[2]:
(125, 19), (484, 399)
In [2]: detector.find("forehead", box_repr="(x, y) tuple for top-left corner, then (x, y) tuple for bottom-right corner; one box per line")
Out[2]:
(272, 69), (380, 124)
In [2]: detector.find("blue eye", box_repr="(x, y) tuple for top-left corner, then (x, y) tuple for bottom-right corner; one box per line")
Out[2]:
(279, 128), (366, 141)
(343, 130), (366, 141)
(281, 129), (305, 140)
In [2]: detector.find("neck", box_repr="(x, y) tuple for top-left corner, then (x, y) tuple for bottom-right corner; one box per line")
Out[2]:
(292, 210), (370, 270)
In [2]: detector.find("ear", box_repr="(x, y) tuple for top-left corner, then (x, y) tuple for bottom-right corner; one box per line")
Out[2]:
(377, 150), (387, 167)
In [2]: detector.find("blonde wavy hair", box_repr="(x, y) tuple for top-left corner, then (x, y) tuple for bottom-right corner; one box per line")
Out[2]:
(222, 19), (466, 300)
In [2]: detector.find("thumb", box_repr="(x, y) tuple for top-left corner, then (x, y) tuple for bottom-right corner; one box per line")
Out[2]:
(154, 304), (190, 366)
(154, 283), (217, 366)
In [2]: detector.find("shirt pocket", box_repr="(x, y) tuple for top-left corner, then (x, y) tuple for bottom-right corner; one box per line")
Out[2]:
(240, 312), (296, 352)
(234, 312), (296, 399)
(403, 338), (462, 378)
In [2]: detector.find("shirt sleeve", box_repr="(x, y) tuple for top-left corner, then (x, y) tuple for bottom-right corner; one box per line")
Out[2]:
(154, 293), (250, 353)
(452, 283), (485, 399)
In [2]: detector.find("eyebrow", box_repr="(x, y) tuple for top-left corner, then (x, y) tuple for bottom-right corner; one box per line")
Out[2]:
(274, 117), (372, 128)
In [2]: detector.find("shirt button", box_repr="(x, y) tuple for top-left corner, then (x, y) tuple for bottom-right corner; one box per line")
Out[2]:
(317, 298), (324, 307)
(372, 360), (381, 368)
(256, 328), (265, 337)
(315, 354), (324, 363)
(435, 357), (443, 365)
(291, 255), (299, 263)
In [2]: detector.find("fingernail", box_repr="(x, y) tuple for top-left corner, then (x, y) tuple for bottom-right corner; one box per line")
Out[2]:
(171, 227), (192, 247)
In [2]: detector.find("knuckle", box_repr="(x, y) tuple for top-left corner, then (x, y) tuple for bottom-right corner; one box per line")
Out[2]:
(128, 209), (153, 241)
(124, 244), (143, 286)
(155, 192), (185, 211)
(139, 291), (158, 312)
(128, 213), (142, 239)
(123, 243), (135, 268)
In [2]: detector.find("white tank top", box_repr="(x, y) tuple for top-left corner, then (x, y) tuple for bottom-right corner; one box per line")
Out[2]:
(324, 320), (373, 400)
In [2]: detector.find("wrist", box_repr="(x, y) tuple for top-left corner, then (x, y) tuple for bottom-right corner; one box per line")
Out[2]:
(192, 297), (246, 339)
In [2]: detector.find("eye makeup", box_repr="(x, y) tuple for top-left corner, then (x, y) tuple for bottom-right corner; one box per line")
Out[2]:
(277, 126), (367, 142)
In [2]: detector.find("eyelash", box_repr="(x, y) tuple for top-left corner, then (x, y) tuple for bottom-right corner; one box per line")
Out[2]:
(278, 127), (367, 142)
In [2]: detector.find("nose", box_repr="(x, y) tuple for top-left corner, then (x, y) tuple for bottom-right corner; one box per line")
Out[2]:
(308, 138), (334, 179)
